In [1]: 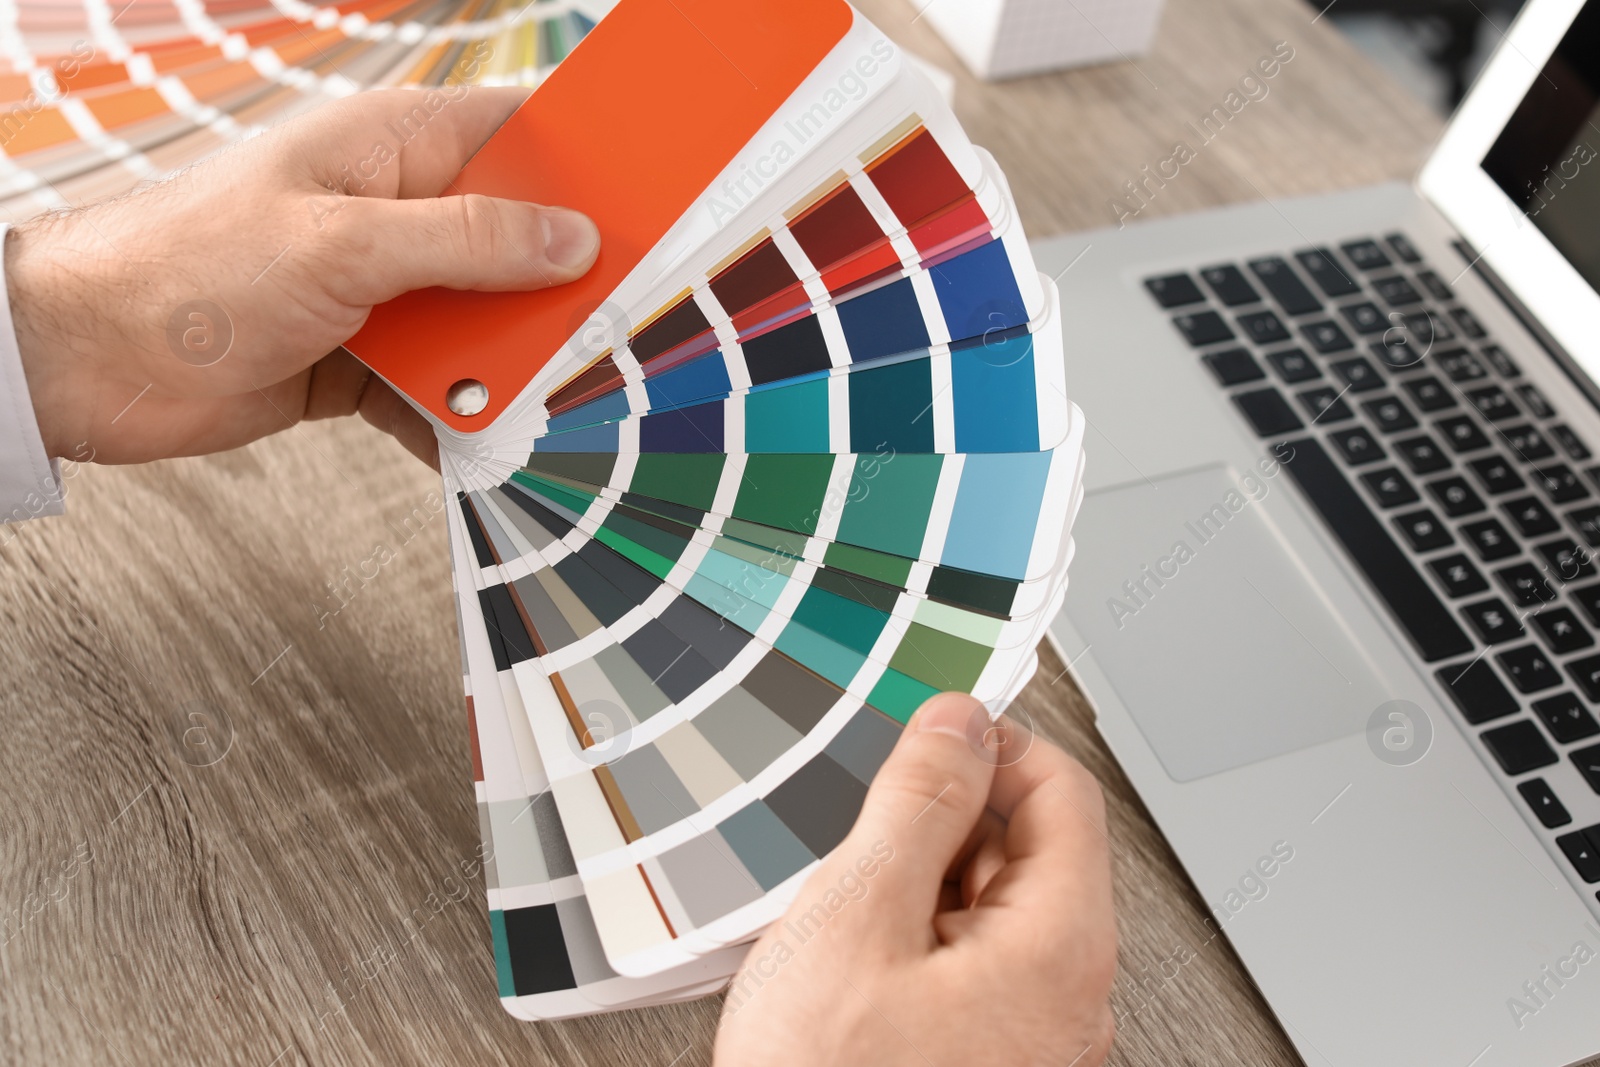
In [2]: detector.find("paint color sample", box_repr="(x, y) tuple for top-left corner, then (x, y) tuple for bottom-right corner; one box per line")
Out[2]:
(865, 127), (969, 230)
(500, 906), (579, 995)
(790, 181), (881, 273)
(823, 706), (902, 785)
(652, 832), (764, 925)
(835, 453), (943, 559)
(734, 454), (836, 534)
(762, 753), (868, 857)
(632, 298), (715, 366)
(942, 451), (1053, 579)
(713, 800), (815, 890)
(741, 314), (832, 387)
(835, 276), (931, 364)
(745, 378), (829, 453)
(711, 238), (801, 319)
(929, 237), (1028, 340)
(848, 357), (934, 454)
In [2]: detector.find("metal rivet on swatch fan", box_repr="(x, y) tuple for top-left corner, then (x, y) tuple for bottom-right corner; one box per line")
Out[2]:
(446, 379), (489, 417)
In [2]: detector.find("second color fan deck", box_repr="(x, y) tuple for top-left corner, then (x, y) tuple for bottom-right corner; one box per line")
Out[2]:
(351, 0), (1085, 1016)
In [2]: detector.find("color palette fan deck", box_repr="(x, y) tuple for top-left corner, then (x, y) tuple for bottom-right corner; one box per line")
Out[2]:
(351, 0), (1087, 1013)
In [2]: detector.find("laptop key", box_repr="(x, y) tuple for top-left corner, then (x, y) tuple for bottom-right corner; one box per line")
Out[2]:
(1298, 387), (1354, 424)
(1416, 268), (1453, 300)
(1532, 464), (1589, 503)
(1300, 320), (1354, 354)
(1437, 658), (1520, 722)
(1531, 610), (1596, 656)
(1536, 538), (1595, 583)
(1395, 509), (1453, 551)
(1238, 310), (1291, 345)
(1467, 456), (1523, 495)
(1515, 384), (1555, 420)
(1495, 562), (1558, 606)
(1551, 425), (1592, 461)
(1174, 310), (1235, 347)
(1341, 239), (1392, 271)
(1573, 747), (1600, 793)
(1267, 348), (1321, 383)
(1330, 427), (1385, 466)
(1532, 692), (1600, 742)
(1373, 275), (1424, 306)
(1427, 553), (1486, 597)
(1569, 507), (1600, 548)
(1505, 496), (1560, 537)
(1295, 248), (1362, 296)
(1386, 232), (1423, 263)
(1518, 778), (1573, 829)
(1402, 310), (1454, 345)
(1248, 256), (1322, 315)
(1279, 438), (1472, 661)
(1330, 357), (1383, 392)
(1233, 388), (1305, 437)
(1146, 273), (1207, 308)
(1501, 424), (1557, 462)
(1461, 597), (1525, 643)
(1362, 467), (1417, 506)
(1467, 386), (1519, 422)
(1426, 476), (1485, 517)
(1201, 348), (1266, 386)
(1363, 396), (1418, 434)
(1497, 646), (1563, 693)
(1451, 307), (1488, 340)
(1437, 416), (1491, 453)
(1199, 264), (1261, 306)
(1481, 719), (1559, 771)
(1482, 345), (1521, 379)
(1402, 376), (1457, 413)
(1395, 435), (1451, 474)
(1556, 829), (1600, 881)
(1460, 518), (1519, 561)
(1372, 335), (1425, 372)
(1438, 349), (1489, 383)
(1341, 302), (1388, 335)
(1573, 585), (1600, 626)
(1565, 655), (1600, 702)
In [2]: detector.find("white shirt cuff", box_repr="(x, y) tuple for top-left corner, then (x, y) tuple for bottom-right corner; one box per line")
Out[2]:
(0, 222), (64, 524)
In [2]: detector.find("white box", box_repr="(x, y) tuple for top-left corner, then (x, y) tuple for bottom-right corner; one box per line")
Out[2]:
(920, 0), (1167, 81)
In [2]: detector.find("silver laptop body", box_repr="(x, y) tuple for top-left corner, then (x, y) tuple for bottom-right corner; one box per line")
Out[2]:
(1042, 1), (1600, 1063)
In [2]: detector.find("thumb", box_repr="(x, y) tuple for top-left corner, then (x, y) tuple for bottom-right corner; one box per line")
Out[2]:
(328, 194), (600, 304)
(840, 693), (997, 931)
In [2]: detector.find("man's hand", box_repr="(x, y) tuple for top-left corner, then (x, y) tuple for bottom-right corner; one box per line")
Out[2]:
(713, 693), (1119, 1067)
(7, 86), (599, 467)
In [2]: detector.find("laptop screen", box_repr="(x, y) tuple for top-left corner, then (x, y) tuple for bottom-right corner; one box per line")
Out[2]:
(1480, 1), (1600, 294)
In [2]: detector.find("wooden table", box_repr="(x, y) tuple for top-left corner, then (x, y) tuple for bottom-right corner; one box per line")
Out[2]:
(0, 0), (1456, 1063)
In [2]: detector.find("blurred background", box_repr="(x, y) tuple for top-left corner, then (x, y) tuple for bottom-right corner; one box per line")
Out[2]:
(1315, 0), (1528, 113)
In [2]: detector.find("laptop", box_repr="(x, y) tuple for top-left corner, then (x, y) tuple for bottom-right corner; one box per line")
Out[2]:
(1038, 1), (1600, 1063)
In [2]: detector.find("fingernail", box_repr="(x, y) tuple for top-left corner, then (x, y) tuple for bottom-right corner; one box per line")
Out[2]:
(541, 208), (599, 269)
(913, 692), (983, 744)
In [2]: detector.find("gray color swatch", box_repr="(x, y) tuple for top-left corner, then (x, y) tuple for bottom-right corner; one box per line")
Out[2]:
(715, 800), (815, 890)
(693, 686), (801, 781)
(824, 706), (902, 785)
(654, 830), (764, 927)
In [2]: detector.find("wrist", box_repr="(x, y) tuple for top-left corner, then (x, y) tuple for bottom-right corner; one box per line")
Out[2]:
(7, 220), (90, 460)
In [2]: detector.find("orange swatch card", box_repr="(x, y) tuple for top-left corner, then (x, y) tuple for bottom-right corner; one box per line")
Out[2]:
(348, 0), (854, 431)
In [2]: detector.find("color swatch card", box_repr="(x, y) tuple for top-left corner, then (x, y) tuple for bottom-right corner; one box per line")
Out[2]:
(352, 0), (1088, 1013)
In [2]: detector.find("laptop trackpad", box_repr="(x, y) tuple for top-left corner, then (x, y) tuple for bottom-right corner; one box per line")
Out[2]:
(1064, 465), (1389, 782)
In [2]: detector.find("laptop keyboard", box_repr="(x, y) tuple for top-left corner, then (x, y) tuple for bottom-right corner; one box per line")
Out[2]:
(1146, 233), (1600, 899)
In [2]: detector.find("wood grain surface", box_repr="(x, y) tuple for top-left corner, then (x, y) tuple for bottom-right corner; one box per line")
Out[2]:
(0, 0), (1512, 1063)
